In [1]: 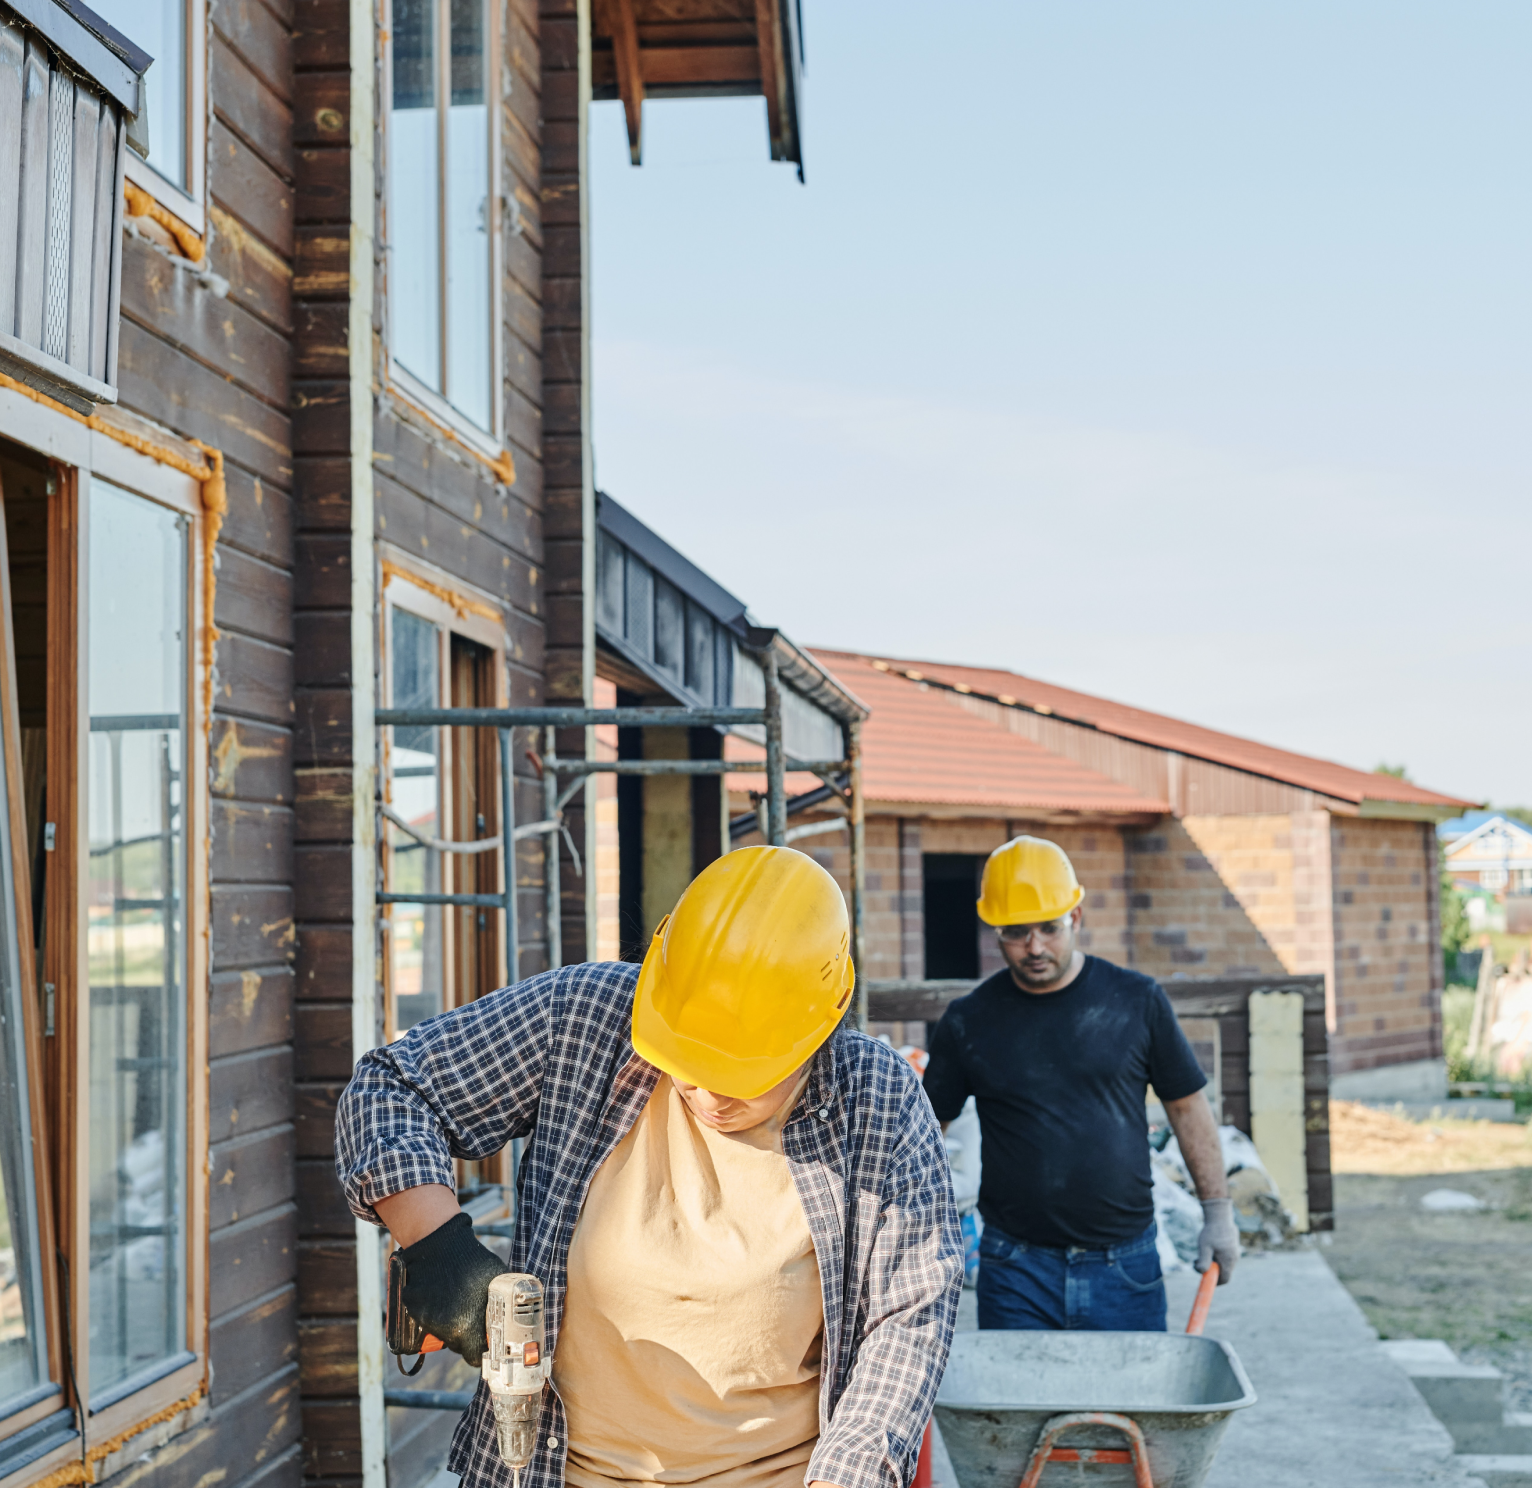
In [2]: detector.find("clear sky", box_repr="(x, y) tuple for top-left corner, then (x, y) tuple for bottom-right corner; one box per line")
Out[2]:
(588, 2), (1530, 807)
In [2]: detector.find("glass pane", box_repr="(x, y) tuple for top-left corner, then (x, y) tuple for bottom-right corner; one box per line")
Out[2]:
(446, 0), (491, 430)
(389, 610), (442, 1035)
(89, 0), (186, 188)
(86, 481), (187, 1405)
(0, 701), (47, 1416)
(391, 0), (442, 392)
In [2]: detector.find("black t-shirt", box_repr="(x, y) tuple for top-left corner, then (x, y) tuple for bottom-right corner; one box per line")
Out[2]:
(922, 956), (1206, 1249)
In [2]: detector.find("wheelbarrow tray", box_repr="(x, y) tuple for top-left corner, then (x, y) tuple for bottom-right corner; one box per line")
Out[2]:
(935, 1330), (1256, 1488)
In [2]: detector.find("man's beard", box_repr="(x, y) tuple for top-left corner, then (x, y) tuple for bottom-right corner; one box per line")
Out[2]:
(1009, 949), (1068, 987)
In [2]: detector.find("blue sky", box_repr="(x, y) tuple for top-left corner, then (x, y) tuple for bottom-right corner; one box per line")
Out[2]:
(588, 2), (1530, 806)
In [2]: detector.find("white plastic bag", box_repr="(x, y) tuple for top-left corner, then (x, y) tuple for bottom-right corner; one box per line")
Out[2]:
(943, 1096), (982, 1214)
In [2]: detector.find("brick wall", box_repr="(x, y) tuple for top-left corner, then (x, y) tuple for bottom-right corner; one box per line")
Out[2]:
(1328, 817), (1437, 1074)
(847, 817), (1132, 976)
(1127, 819), (1292, 980)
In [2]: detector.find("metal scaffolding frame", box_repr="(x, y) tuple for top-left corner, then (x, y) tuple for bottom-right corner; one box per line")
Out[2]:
(374, 651), (869, 1026)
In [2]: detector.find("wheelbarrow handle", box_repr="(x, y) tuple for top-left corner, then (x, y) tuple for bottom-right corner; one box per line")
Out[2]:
(1018, 1411), (1153, 1488)
(1186, 1260), (1219, 1336)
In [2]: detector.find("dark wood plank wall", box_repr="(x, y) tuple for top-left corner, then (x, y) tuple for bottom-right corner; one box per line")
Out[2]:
(288, 2), (550, 1483)
(540, 0), (590, 966)
(289, 0), (360, 1479)
(109, 1), (301, 1487)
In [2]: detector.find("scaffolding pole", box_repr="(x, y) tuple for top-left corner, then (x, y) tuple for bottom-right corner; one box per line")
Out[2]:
(500, 728), (518, 984)
(846, 716), (867, 1032)
(544, 724), (561, 970)
(762, 649), (787, 846)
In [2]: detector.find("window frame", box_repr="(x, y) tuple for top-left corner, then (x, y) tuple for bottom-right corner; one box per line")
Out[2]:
(120, 0), (209, 238)
(0, 386), (210, 1484)
(379, 558), (507, 1047)
(0, 459), (63, 1451)
(381, 0), (506, 455)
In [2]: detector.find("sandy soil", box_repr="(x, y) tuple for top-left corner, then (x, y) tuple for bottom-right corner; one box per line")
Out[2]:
(1324, 1099), (1532, 1411)
(1330, 1098), (1532, 1175)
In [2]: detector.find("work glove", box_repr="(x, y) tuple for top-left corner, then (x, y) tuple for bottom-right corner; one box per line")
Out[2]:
(1196, 1198), (1240, 1285)
(397, 1212), (509, 1367)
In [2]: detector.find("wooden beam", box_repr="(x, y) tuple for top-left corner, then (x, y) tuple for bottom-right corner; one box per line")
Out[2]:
(634, 46), (761, 88)
(754, 0), (782, 153)
(610, 0), (644, 164)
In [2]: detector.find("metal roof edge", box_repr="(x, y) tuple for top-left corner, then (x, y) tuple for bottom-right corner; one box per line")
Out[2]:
(596, 491), (750, 629)
(5, 0), (143, 110)
(743, 626), (868, 724)
(830, 649), (1474, 815)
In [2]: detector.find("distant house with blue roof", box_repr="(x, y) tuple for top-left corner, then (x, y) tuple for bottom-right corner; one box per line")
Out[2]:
(1441, 813), (1532, 895)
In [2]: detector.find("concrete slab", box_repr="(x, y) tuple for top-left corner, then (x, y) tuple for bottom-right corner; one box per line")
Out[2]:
(1456, 1458), (1532, 1488)
(1163, 1252), (1487, 1487)
(1357, 1099), (1520, 1123)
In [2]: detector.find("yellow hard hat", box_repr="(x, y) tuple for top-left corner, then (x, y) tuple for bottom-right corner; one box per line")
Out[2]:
(976, 836), (1084, 926)
(631, 845), (855, 1098)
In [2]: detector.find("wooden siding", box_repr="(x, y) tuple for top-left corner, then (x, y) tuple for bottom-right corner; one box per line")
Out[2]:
(947, 692), (1355, 817)
(285, 2), (553, 1481)
(105, 0), (301, 1485)
(290, 0), (357, 1477)
(541, 0), (590, 964)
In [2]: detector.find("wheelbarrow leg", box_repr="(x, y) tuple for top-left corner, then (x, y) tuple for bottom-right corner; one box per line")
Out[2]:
(1016, 1410), (1154, 1488)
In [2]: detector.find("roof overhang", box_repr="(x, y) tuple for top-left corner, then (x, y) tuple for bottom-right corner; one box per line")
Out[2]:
(593, 494), (860, 759)
(1356, 797), (1468, 824)
(591, 0), (804, 176)
(856, 800), (1166, 828)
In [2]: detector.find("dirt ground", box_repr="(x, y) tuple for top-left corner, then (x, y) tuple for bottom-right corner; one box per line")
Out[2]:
(1324, 1100), (1532, 1411)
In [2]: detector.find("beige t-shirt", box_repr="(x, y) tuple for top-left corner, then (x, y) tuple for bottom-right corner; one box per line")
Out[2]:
(556, 1076), (823, 1488)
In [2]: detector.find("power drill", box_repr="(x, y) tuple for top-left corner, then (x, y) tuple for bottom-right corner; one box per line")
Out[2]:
(387, 1256), (550, 1488)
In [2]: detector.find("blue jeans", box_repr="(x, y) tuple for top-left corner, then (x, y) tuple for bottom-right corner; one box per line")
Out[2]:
(976, 1221), (1167, 1332)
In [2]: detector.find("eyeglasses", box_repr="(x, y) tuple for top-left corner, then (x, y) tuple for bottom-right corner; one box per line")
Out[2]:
(996, 920), (1068, 944)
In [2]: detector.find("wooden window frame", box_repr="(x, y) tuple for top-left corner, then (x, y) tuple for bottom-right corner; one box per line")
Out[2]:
(0, 449), (62, 1450)
(381, 0), (506, 455)
(0, 389), (210, 1487)
(379, 559), (507, 1047)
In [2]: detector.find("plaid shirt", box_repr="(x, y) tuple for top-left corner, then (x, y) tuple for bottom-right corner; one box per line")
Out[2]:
(336, 960), (962, 1488)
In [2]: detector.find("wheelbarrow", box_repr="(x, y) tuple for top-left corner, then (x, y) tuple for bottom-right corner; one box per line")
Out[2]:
(933, 1265), (1256, 1488)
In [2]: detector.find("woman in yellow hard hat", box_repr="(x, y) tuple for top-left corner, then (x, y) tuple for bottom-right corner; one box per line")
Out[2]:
(336, 845), (962, 1488)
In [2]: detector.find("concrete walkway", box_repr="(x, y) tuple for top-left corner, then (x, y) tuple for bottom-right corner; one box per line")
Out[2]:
(935, 1248), (1487, 1488)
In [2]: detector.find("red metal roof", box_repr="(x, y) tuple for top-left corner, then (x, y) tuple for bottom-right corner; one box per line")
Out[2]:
(812, 649), (1474, 812)
(775, 654), (1168, 816)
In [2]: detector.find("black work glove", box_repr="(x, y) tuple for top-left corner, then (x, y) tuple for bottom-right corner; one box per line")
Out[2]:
(397, 1212), (509, 1367)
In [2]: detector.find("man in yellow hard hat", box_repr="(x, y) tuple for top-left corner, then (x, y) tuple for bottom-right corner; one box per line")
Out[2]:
(922, 836), (1237, 1332)
(336, 845), (962, 1488)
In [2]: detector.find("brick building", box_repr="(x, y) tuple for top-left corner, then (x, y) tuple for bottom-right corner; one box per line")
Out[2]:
(778, 650), (1474, 1101)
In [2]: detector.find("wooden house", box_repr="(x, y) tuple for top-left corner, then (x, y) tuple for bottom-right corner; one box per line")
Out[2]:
(0, 4), (811, 1488)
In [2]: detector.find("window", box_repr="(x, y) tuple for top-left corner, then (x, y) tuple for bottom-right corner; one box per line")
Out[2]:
(388, 0), (496, 435)
(85, 483), (189, 1406)
(88, 0), (206, 228)
(380, 567), (508, 1216)
(387, 608), (445, 1033)
(381, 569), (507, 1044)
(1, 707), (47, 1425)
(1483, 867), (1508, 891)
(0, 420), (208, 1478)
(923, 854), (984, 980)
